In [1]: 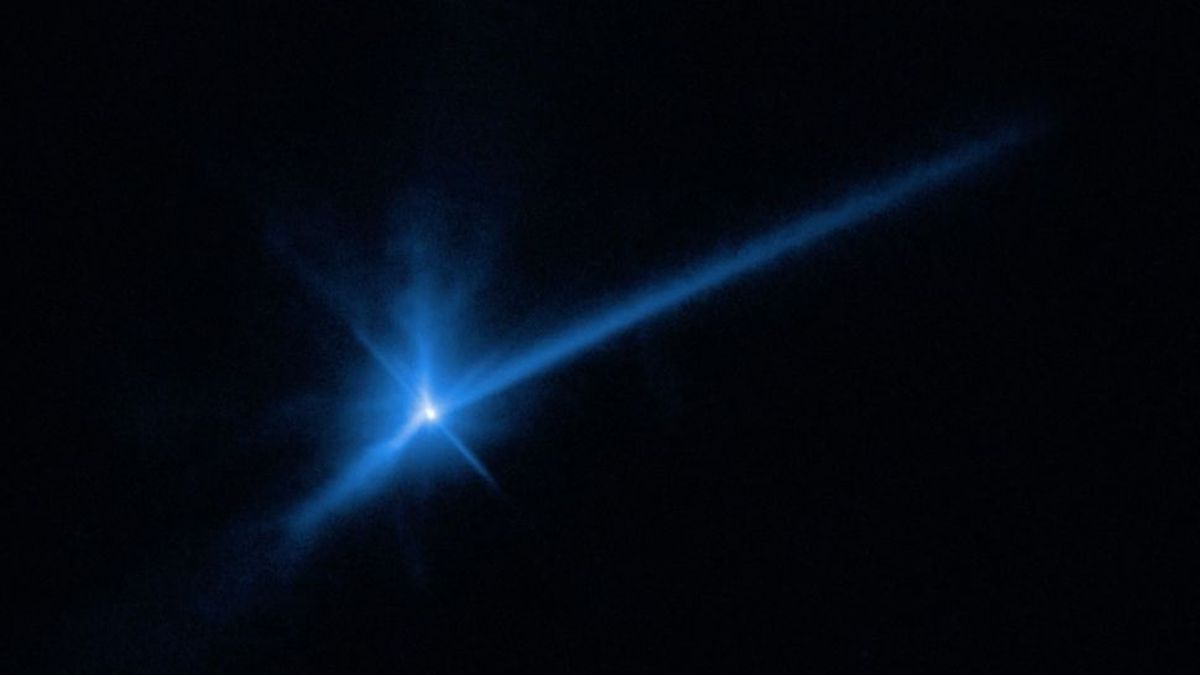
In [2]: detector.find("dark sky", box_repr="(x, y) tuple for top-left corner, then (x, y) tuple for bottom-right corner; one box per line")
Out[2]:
(11, 2), (1198, 672)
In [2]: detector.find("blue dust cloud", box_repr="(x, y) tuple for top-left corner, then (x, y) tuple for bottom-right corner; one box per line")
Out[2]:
(289, 124), (1031, 540)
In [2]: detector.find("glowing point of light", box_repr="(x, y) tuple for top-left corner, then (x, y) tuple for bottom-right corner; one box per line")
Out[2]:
(419, 391), (440, 422)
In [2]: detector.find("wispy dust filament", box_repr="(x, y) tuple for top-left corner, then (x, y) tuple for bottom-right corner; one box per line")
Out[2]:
(445, 125), (1028, 415)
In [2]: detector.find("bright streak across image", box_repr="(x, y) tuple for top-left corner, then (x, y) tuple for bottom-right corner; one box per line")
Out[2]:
(289, 122), (1034, 538)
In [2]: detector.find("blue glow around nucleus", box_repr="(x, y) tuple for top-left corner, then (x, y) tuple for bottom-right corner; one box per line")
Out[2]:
(420, 393), (439, 422)
(286, 123), (1031, 540)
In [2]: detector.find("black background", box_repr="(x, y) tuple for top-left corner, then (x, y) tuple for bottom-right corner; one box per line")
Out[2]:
(10, 2), (1198, 672)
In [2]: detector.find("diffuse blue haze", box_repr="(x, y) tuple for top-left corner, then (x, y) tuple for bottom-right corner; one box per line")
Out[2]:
(291, 415), (424, 534)
(290, 124), (1029, 536)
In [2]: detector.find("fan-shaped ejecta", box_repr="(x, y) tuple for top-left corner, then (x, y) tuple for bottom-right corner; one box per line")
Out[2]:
(290, 123), (1034, 538)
